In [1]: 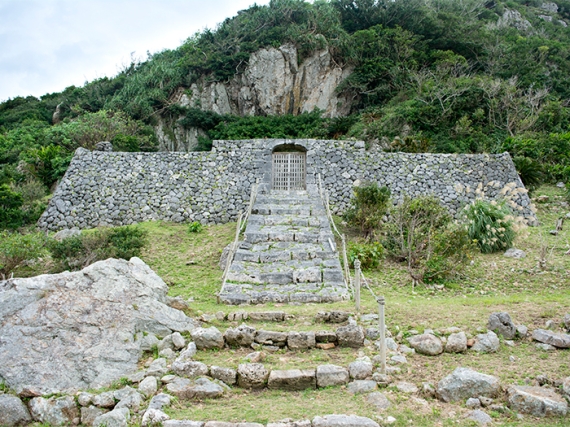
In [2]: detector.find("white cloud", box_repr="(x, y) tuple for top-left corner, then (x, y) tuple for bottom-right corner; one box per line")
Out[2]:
(0, 0), (271, 101)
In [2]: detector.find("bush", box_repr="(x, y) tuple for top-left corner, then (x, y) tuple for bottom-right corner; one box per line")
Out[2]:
(384, 195), (473, 285)
(0, 184), (23, 229)
(512, 156), (543, 192)
(188, 221), (203, 233)
(0, 231), (47, 278)
(48, 225), (148, 271)
(462, 199), (515, 253)
(344, 183), (391, 238)
(347, 241), (384, 269)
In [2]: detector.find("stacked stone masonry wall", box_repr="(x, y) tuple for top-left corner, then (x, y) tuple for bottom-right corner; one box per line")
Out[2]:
(38, 139), (536, 230)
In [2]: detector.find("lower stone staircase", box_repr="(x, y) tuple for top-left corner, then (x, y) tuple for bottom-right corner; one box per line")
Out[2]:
(219, 185), (349, 305)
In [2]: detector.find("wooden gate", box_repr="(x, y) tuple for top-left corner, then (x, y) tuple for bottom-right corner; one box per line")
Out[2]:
(272, 152), (306, 191)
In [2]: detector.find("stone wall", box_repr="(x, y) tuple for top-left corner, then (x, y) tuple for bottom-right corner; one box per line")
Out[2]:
(38, 139), (536, 231)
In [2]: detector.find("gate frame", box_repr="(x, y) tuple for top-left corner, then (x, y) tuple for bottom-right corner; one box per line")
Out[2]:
(271, 144), (307, 191)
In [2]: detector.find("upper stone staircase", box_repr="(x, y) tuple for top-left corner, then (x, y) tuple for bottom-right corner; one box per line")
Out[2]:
(219, 185), (349, 305)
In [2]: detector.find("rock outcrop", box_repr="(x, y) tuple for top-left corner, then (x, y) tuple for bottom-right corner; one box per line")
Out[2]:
(0, 258), (197, 394)
(157, 44), (353, 151)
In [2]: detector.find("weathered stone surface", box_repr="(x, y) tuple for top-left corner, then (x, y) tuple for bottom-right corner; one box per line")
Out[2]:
(366, 392), (391, 410)
(166, 377), (224, 400)
(148, 393), (172, 410)
(210, 366), (237, 385)
(437, 368), (501, 402)
(53, 228), (81, 241)
(466, 410), (493, 426)
(507, 385), (568, 417)
(138, 376), (158, 398)
(504, 248), (526, 259)
(395, 382), (418, 394)
(0, 258), (196, 394)
(29, 396), (79, 426)
(248, 312), (286, 322)
(147, 358), (169, 377)
(445, 332), (467, 353)
(81, 406), (107, 427)
(192, 327), (224, 350)
(316, 364), (349, 388)
(268, 369), (316, 390)
(347, 380), (377, 394)
(287, 331), (316, 350)
(114, 387), (143, 412)
(171, 360), (209, 378)
(532, 329), (570, 348)
(408, 334), (443, 356)
(92, 391), (115, 408)
(267, 420), (311, 427)
(316, 311), (351, 323)
(237, 363), (269, 389)
(563, 377), (570, 400)
(255, 330), (288, 346)
(0, 394), (32, 427)
(472, 331), (500, 353)
(171, 332), (186, 349)
(77, 392), (94, 407)
(336, 324), (365, 348)
(224, 324), (256, 347)
(93, 407), (130, 427)
(564, 314), (570, 331)
(316, 331), (337, 343)
(142, 409), (170, 427)
(466, 398), (481, 409)
(487, 312), (517, 339)
(312, 414), (380, 427)
(163, 421), (205, 427)
(348, 360), (373, 380)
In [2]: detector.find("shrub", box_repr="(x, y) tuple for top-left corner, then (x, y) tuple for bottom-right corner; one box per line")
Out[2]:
(344, 183), (391, 238)
(384, 195), (473, 286)
(48, 225), (148, 271)
(347, 241), (384, 269)
(512, 156), (543, 192)
(462, 199), (515, 253)
(0, 184), (23, 229)
(188, 221), (203, 233)
(0, 231), (47, 278)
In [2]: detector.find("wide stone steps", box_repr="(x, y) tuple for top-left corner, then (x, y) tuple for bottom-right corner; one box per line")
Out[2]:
(219, 187), (349, 305)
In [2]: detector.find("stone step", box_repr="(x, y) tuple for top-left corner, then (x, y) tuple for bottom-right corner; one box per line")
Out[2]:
(220, 282), (349, 305)
(253, 205), (325, 216)
(247, 214), (328, 227)
(233, 246), (338, 264)
(244, 229), (335, 245)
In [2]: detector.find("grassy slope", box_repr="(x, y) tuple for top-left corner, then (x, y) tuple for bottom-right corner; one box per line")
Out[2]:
(138, 185), (569, 426)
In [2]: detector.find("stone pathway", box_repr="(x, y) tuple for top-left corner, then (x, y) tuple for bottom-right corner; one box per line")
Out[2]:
(219, 186), (349, 304)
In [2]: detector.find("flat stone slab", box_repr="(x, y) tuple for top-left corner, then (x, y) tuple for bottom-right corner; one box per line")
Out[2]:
(267, 369), (316, 390)
(316, 365), (349, 388)
(532, 329), (570, 348)
(437, 368), (500, 403)
(312, 414), (379, 427)
(507, 385), (568, 417)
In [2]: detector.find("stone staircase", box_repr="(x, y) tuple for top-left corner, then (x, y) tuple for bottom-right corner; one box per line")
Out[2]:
(219, 185), (349, 305)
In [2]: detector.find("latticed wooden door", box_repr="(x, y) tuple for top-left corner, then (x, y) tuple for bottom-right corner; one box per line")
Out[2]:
(272, 152), (306, 190)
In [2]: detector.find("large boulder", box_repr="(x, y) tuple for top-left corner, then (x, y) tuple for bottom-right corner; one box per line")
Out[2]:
(191, 327), (224, 350)
(336, 324), (365, 348)
(237, 363), (269, 389)
(437, 368), (501, 402)
(408, 334), (443, 356)
(0, 394), (32, 426)
(316, 365), (349, 388)
(487, 312), (516, 339)
(0, 258), (197, 394)
(507, 385), (568, 417)
(224, 324), (256, 347)
(532, 329), (570, 348)
(29, 396), (79, 426)
(445, 332), (467, 353)
(471, 331), (500, 353)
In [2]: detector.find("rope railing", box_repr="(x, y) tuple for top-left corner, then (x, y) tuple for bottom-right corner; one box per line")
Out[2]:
(317, 174), (352, 294)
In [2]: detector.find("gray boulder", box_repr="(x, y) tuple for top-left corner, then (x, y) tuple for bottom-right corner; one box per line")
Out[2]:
(114, 387), (143, 412)
(348, 359), (372, 380)
(487, 312), (516, 339)
(171, 332), (186, 349)
(141, 409), (170, 427)
(81, 406), (107, 427)
(395, 381), (418, 393)
(92, 391), (115, 408)
(532, 329), (570, 348)
(191, 326), (224, 350)
(316, 364), (349, 388)
(0, 394), (32, 426)
(507, 385), (568, 417)
(93, 407), (130, 427)
(138, 376), (158, 398)
(287, 331), (316, 350)
(0, 258), (197, 394)
(437, 368), (501, 402)
(29, 396), (79, 426)
(146, 358), (169, 377)
(53, 228), (81, 241)
(472, 331), (500, 353)
(268, 369), (316, 390)
(237, 363), (269, 389)
(336, 324), (365, 348)
(255, 330), (288, 347)
(445, 332), (467, 353)
(224, 324), (256, 347)
(164, 421), (204, 427)
(312, 414), (379, 427)
(166, 377), (224, 400)
(408, 333), (443, 355)
(171, 360), (208, 378)
(347, 380), (377, 394)
(466, 410), (492, 426)
(210, 366), (237, 385)
(366, 392), (390, 410)
(315, 311), (351, 323)
(504, 248), (525, 258)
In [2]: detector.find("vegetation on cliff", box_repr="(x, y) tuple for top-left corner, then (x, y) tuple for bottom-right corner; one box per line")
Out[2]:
(2, 0), (570, 228)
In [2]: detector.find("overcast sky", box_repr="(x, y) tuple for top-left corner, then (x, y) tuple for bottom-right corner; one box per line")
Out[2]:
(0, 0), (272, 102)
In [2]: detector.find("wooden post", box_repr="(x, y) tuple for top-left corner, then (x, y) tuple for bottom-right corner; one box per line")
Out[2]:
(354, 259), (361, 312)
(378, 296), (386, 374)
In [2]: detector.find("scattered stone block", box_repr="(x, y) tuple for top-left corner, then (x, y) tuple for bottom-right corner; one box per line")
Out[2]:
(445, 332), (467, 353)
(532, 329), (570, 348)
(347, 380), (378, 394)
(315, 331), (337, 343)
(348, 359), (373, 380)
(268, 369), (316, 390)
(471, 331), (500, 353)
(81, 406), (107, 427)
(316, 311), (351, 323)
(366, 392), (391, 410)
(92, 392), (115, 408)
(224, 324), (256, 347)
(93, 407), (130, 427)
(466, 410), (492, 426)
(466, 398), (481, 409)
(248, 312), (286, 322)
(163, 421), (205, 427)
(138, 376), (158, 398)
(504, 248), (526, 258)
(312, 414), (379, 427)
(395, 381), (418, 393)
(237, 363), (269, 389)
(0, 394), (33, 427)
(287, 331), (316, 350)
(437, 367), (500, 402)
(171, 360), (209, 378)
(336, 324), (365, 348)
(192, 327), (224, 350)
(408, 333), (443, 355)
(487, 312), (516, 339)
(507, 385), (568, 417)
(210, 366), (237, 385)
(316, 364), (349, 388)
(255, 330), (288, 347)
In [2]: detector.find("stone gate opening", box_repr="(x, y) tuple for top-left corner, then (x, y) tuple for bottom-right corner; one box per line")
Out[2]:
(271, 144), (307, 191)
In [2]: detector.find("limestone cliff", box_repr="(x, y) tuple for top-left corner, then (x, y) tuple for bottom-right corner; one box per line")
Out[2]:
(157, 44), (353, 151)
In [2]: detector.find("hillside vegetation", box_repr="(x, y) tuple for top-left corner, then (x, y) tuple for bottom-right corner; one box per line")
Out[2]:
(2, 0), (570, 228)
